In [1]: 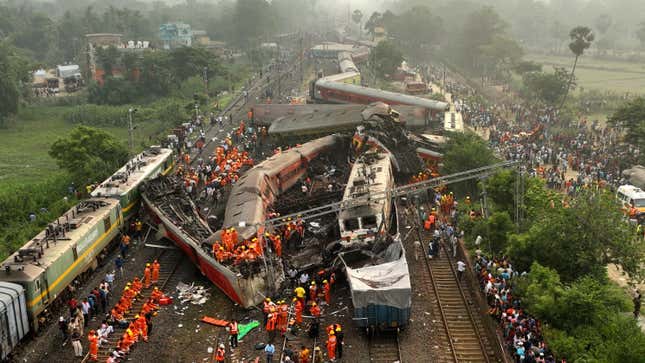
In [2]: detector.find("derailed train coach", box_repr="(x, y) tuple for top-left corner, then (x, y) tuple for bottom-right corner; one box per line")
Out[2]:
(344, 239), (411, 331)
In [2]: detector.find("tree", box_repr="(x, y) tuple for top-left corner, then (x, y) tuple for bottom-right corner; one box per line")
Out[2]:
(522, 66), (573, 106)
(515, 263), (645, 361)
(506, 190), (644, 282)
(560, 26), (594, 108)
(364, 11), (382, 40)
(441, 132), (498, 195)
(608, 97), (645, 164)
(369, 40), (404, 78)
(96, 45), (120, 79)
(0, 41), (31, 123)
(386, 6), (444, 51)
(513, 60), (542, 75)
(49, 126), (129, 185)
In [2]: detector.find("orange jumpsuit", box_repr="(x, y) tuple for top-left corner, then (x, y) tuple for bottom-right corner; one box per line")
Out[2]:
(323, 282), (331, 304)
(277, 304), (288, 334)
(135, 315), (148, 341)
(295, 300), (303, 324)
(88, 332), (99, 361)
(144, 266), (151, 288)
(152, 261), (160, 284)
(327, 335), (337, 360)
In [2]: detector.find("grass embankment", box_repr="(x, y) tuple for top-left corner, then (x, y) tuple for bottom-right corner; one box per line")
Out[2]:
(525, 53), (645, 94)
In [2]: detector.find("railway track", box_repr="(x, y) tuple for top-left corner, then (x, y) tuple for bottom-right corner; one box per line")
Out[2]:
(404, 202), (498, 363)
(368, 331), (402, 363)
(83, 247), (183, 362)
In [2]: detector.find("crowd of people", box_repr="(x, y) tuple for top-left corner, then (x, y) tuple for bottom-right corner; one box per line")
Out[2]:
(62, 254), (168, 362)
(474, 254), (562, 363)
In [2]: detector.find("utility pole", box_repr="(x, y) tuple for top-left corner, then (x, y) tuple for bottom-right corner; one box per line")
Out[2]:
(127, 108), (136, 154)
(203, 66), (208, 95)
(277, 41), (281, 100)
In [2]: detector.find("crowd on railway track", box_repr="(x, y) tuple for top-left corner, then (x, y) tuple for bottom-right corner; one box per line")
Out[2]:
(473, 253), (559, 363)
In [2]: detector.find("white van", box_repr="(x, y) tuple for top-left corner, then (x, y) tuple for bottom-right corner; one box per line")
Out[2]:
(616, 185), (645, 214)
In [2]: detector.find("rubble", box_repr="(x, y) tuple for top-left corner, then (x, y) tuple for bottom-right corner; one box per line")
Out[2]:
(176, 282), (211, 305)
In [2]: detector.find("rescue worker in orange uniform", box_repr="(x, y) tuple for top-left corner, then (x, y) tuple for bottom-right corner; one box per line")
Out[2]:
(151, 260), (160, 284)
(262, 297), (274, 326)
(151, 287), (163, 303)
(143, 263), (152, 289)
(273, 234), (282, 257)
(228, 319), (239, 348)
(293, 297), (303, 325)
(215, 343), (226, 362)
(322, 280), (331, 305)
(326, 330), (337, 361)
(135, 314), (148, 342)
(266, 313), (277, 341)
(88, 330), (99, 361)
(277, 301), (288, 335)
(310, 302), (321, 318)
(299, 345), (310, 363)
(309, 281), (318, 302)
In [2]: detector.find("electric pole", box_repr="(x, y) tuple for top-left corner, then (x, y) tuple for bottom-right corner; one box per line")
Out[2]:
(127, 108), (136, 154)
(203, 66), (208, 95)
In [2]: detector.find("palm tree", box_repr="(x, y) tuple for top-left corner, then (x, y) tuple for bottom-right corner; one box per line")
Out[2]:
(560, 26), (594, 109)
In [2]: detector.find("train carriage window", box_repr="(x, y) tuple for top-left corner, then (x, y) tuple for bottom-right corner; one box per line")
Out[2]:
(72, 245), (78, 260)
(362, 215), (378, 229)
(35, 280), (41, 292)
(343, 218), (359, 231)
(103, 217), (111, 232)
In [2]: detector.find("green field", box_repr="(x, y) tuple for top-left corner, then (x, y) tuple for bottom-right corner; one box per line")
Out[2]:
(0, 106), (167, 187)
(526, 53), (645, 94)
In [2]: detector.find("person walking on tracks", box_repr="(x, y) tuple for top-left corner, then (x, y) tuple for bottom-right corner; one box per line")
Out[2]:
(71, 330), (83, 357)
(88, 330), (99, 361)
(265, 342), (275, 363)
(457, 260), (466, 281)
(413, 240), (422, 261)
(326, 330), (337, 361)
(229, 319), (239, 348)
(144, 263), (152, 288)
(152, 260), (160, 284)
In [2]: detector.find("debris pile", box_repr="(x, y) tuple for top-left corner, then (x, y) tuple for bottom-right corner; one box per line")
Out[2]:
(176, 282), (210, 305)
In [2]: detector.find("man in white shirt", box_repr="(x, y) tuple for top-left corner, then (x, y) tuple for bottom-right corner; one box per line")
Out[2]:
(456, 260), (466, 281)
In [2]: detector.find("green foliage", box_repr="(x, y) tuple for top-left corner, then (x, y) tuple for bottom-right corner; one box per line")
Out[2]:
(441, 132), (498, 195)
(569, 26), (595, 57)
(96, 45), (120, 78)
(522, 66), (572, 105)
(0, 41), (32, 123)
(514, 263), (645, 362)
(455, 6), (522, 77)
(65, 98), (188, 128)
(506, 190), (643, 282)
(49, 126), (129, 185)
(384, 6), (444, 51)
(513, 60), (542, 75)
(608, 97), (645, 164)
(484, 170), (516, 213)
(88, 78), (140, 105)
(369, 41), (404, 79)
